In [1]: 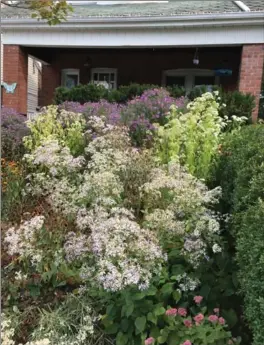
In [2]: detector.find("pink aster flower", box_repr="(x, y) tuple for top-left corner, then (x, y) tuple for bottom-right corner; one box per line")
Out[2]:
(183, 319), (192, 328)
(165, 308), (177, 316)
(178, 308), (187, 317)
(208, 315), (218, 323)
(193, 295), (203, 304)
(145, 337), (155, 345)
(193, 313), (204, 324)
(218, 317), (226, 325)
(213, 308), (220, 314)
(181, 340), (192, 345)
(228, 340), (234, 345)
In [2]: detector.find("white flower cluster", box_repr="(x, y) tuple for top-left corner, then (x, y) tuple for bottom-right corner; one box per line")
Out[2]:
(4, 216), (45, 265)
(25, 339), (50, 345)
(64, 232), (90, 262)
(141, 162), (222, 266)
(1, 314), (15, 345)
(176, 273), (200, 292)
(77, 207), (166, 291)
(24, 139), (85, 176)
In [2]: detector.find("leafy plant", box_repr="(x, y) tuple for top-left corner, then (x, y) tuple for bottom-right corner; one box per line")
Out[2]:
(1, 159), (26, 221)
(155, 92), (224, 180)
(23, 105), (86, 156)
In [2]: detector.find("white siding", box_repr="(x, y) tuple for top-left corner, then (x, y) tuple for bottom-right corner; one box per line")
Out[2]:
(27, 57), (41, 116)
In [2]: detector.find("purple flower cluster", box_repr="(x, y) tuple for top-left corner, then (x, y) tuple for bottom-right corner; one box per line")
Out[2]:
(121, 88), (186, 146)
(59, 100), (123, 125)
(1, 106), (29, 160)
(59, 88), (186, 147)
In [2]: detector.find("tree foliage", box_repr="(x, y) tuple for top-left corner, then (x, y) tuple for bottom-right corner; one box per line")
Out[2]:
(2, 0), (73, 25)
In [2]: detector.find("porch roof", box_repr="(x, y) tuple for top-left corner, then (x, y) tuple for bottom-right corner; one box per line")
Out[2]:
(1, 0), (264, 20)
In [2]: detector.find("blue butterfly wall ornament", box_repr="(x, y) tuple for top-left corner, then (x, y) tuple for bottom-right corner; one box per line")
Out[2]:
(1, 82), (17, 94)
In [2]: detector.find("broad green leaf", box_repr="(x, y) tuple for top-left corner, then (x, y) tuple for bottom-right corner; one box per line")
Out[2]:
(150, 326), (160, 338)
(135, 316), (146, 333)
(116, 331), (129, 345)
(154, 306), (166, 316)
(168, 331), (180, 345)
(133, 292), (146, 300)
(126, 303), (134, 317)
(172, 290), (182, 303)
(146, 286), (157, 296)
(147, 312), (157, 325)
(160, 283), (174, 295)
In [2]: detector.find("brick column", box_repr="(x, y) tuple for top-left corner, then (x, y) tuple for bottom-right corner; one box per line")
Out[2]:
(239, 44), (264, 122)
(2, 45), (28, 114)
(39, 64), (59, 107)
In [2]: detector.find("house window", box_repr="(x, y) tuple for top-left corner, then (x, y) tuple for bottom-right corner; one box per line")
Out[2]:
(166, 76), (185, 88)
(61, 69), (80, 89)
(163, 69), (219, 92)
(91, 68), (117, 89)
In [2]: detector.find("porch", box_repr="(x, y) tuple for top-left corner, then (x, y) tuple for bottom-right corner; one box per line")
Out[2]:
(4, 44), (262, 114)
(34, 46), (242, 105)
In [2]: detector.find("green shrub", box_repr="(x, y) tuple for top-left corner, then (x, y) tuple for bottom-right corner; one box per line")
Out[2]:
(236, 202), (264, 345)
(213, 124), (264, 344)
(54, 83), (186, 105)
(220, 91), (255, 122)
(53, 86), (70, 104)
(213, 125), (264, 214)
(188, 86), (255, 122)
(259, 78), (264, 119)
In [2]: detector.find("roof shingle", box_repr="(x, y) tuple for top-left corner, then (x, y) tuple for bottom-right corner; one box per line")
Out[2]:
(1, 0), (264, 19)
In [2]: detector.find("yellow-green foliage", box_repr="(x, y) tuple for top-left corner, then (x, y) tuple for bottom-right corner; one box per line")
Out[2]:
(155, 92), (224, 180)
(23, 106), (86, 156)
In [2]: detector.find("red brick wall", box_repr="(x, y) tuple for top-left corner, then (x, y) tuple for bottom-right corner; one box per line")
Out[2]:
(39, 47), (241, 106)
(239, 44), (264, 121)
(39, 64), (60, 106)
(3, 45), (28, 114)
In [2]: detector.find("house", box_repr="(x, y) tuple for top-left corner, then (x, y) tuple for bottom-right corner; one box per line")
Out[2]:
(1, 39), (42, 118)
(1, 0), (264, 120)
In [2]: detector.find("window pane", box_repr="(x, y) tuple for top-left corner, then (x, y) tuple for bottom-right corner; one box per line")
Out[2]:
(92, 70), (116, 89)
(194, 76), (215, 86)
(65, 74), (78, 89)
(166, 76), (185, 87)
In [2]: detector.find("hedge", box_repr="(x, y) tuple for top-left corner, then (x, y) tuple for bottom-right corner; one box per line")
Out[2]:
(54, 83), (186, 105)
(214, 124), (264, 345)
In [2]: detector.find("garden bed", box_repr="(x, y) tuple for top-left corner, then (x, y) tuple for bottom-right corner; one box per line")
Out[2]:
(1, 87), (261, 345)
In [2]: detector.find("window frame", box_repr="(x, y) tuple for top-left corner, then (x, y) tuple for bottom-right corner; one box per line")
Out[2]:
(162, 69), (220, 91)
(91, 68), (117, 90)
(61, 68), (80, 88)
